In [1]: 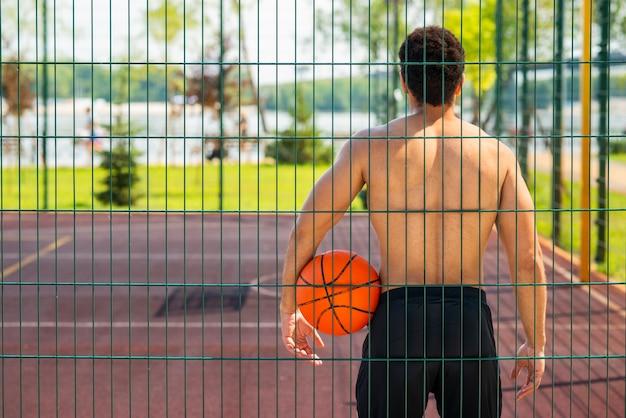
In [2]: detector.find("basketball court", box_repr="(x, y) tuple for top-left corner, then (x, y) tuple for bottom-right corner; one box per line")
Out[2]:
(1, 212), (624, 417)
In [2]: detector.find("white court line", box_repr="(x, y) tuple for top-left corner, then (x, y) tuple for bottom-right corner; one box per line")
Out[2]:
(0, 252), (282, 261)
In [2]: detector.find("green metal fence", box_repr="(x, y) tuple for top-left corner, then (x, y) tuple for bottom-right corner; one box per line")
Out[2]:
(1, 0), (625, 417)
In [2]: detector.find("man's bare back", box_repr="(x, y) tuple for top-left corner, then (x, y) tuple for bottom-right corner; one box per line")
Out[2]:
(359, 110), (511, 289)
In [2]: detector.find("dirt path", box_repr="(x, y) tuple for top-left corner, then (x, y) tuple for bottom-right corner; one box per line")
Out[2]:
(530, 148), (626, 194)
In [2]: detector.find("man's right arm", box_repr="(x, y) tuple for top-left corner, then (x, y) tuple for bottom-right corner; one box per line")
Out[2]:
(495, 148), (547, 400)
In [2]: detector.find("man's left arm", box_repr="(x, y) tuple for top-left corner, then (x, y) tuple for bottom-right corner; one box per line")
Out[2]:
(279, 138), (365, 365)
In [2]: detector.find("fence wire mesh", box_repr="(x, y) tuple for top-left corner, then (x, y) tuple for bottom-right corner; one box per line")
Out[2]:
(0, 0), (625, 417)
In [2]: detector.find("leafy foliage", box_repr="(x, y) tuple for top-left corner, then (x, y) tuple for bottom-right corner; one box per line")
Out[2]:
(96, 141), (142, 207)
(444, 0), (500, 96)
(1, 62), (34, 116)
(95, 114), (143, 207)
(317, 0), (406, 122)
(147, 0), (199, 45)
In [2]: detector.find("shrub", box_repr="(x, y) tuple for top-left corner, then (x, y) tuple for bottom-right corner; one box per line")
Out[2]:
(95, 114), (143, 206)
(608, 137), (626, 155)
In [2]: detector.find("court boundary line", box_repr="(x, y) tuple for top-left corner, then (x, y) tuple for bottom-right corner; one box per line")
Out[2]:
(1, 235), (72, 279)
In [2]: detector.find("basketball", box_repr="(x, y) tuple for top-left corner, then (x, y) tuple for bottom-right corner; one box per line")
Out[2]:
(296, 250), (380, 336)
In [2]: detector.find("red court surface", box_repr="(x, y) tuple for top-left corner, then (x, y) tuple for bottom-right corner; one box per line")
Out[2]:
(1, 212), (625, 417)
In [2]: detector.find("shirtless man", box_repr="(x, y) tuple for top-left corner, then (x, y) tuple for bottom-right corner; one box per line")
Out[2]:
(279, 26), (547, 418)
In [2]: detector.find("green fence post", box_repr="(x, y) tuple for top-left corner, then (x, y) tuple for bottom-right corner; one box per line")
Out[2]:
(218, 0), (224, 211)
(390, 0), (399, 119)
(494, 0), (503, 137)
(519, 0), (530, 179)
(551, 0), (564, 245)
(41, 0), (49, 210)
(595, 0), (610, 262)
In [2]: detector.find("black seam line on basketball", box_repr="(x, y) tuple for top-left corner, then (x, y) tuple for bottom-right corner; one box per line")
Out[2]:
(314, 305), (349, 334)
(314, 307), (331, 330)
(322, 305), (374, 315)
(298, 275), (313, 286)
(319, 254), (350, 334)
(297, 280), (381, 308)
(326, 253), (359, 286)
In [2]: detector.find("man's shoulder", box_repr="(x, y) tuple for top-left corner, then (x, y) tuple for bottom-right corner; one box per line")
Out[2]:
(347, 125), (389, 152)
(352, 124), (390, 140)
(482, 136), (517, 166)
(460, 122), (516, 162)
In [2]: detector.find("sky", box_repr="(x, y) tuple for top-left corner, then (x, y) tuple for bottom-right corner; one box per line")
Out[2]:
(2, 0), (611, 88)
(2, 0), (375, 85)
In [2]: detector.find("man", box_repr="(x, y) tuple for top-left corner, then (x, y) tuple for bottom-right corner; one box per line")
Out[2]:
(279, 26), (547, 417)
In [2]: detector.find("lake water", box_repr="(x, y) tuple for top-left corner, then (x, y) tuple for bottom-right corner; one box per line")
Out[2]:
(2, 98), (625, 167)
(1, 102), (375, 167)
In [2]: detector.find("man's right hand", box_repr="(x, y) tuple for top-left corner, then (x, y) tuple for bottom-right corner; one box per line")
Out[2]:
(280, 309), (325, 366)
(510, 342), (545, 400)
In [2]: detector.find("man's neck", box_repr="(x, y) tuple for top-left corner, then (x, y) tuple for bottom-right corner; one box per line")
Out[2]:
(408, 102), (456, 122)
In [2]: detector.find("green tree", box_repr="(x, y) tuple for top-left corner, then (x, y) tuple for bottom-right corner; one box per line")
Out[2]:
(96, 142), (142, 207)
(147, 0), (199, 45)
(96, 113), (144, 207)
(443, 0), (521, 125)
(318, 0), (406, 123)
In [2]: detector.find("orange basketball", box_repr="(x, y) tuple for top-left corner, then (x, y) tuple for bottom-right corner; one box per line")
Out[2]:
(296, 250), (380, 335)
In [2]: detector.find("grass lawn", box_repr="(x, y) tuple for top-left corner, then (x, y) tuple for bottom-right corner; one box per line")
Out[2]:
(527, 171), (626, 280)
(3, 164), (623, 278)
(1, 163), (365, 212)
(607, 153), (626, 165)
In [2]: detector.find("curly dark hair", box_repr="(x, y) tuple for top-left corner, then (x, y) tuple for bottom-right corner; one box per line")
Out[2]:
(398, 26), (465, 106)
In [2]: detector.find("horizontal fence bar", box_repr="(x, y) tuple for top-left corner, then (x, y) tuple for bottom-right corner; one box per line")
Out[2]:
(1, 59), (624, 66)
(1, 208), (625, 214)
(1, 320), (623, 331)
(1, 282), (624, 289)
(2, 134), (626, 140)
(1, 354), (624, 362)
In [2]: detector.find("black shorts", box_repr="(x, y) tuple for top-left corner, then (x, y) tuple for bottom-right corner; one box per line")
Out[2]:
(356, 286), (502, 418)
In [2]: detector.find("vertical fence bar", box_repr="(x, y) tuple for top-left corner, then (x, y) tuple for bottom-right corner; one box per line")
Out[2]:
(219, 0), (225, 416)
(595, 0), (609, 263)
(551, 0), (564, 246)
(182, 1), (188, 415)
(107, 0), (113, 414)
(200, 0), (206, 416)
(34, 1), (42, 416)
(71, 1), (77, 416)
(519, 0), (530, 179)
(218, 0), (224, 212)
(16, 1), (23, 415)
(144, 1), (151, 416)
(53, 2), (59, 417)
(90, 1), (96, 416)
(42, 0), (49, 210)
(494, 0), (503, 138)
(568, 0), (575, 411)
(0, 1), (3, 410)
